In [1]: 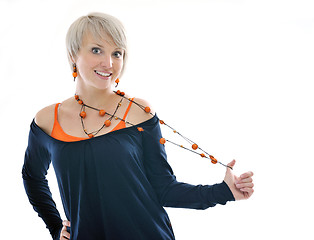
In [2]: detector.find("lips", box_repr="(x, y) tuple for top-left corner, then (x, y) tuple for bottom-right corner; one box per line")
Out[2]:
(94, 70), (112, 77)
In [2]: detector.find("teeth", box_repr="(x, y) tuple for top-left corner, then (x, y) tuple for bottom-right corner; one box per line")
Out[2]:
(95, 70), (111, 77)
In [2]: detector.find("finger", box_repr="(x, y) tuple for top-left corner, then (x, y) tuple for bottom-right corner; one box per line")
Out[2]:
(63, 220), (71, 227)
(241, 188), (254, 199)
(227, 159), (236, 170)
(63, 231), (70, 239)
(237, 177), (253, 184)
(236, 182), (254, 189)
(60, 227), (70, 240)
(240, 187), (254, 195)
(240, 171), (254, 179)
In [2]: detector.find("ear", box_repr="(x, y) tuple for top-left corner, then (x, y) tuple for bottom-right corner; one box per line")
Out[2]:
(69, 53), (76, 64)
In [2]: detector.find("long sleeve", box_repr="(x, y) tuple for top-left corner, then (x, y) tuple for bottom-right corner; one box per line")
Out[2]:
(142, 116), (235, 210)
(22, 121), (62, 240)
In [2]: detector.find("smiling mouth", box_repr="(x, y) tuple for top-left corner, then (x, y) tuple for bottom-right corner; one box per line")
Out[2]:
(94, 70), (112, 77)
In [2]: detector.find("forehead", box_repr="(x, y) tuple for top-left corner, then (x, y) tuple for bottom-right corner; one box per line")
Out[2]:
(81, 30), (117, 48)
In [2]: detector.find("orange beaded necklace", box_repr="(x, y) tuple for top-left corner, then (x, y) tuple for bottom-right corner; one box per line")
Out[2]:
(75, 90), (231, 169)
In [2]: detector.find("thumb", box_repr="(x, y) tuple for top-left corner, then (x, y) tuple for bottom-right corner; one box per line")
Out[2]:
(227, 159), (236, 170)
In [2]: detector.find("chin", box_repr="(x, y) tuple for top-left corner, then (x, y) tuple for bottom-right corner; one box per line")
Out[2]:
(90, 80), (113, 91)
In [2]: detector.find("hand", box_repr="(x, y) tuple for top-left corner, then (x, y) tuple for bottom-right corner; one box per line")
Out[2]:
(60, 220), (71, 240)
(224, 160), (254, 200)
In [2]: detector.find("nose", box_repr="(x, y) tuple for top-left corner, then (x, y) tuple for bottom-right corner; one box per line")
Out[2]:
(101, 54), (113, 68)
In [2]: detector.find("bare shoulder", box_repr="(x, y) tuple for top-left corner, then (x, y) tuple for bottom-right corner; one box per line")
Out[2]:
(34, 103), (57, 135)
(129, 97), (155, 125)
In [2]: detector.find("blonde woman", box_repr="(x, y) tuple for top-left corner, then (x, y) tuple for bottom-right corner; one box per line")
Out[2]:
(22, 12), (254, 240)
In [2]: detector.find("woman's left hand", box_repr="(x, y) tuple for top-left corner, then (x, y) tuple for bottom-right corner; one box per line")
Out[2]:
(224, 160), (254, 200)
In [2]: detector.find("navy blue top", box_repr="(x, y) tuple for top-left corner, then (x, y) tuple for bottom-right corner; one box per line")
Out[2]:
(22, 114), (234, 240)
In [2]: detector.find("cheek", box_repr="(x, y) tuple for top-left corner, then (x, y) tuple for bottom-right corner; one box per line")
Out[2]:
(115, 60), (124, 72)
(76, 58), (95, 74)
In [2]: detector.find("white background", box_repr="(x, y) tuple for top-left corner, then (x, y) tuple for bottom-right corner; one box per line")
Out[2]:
(1, 0), (313, 239)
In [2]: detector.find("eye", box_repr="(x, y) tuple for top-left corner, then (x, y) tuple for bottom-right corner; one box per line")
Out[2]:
(92, 47), (102, 54)
(113, 51), (123, 58)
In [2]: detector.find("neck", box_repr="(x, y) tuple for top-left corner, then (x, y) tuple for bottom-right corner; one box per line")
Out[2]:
(75, 81), (117, 109)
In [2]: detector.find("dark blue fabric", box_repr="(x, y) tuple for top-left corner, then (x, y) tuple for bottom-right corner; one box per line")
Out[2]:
(22, 114), (234, 240)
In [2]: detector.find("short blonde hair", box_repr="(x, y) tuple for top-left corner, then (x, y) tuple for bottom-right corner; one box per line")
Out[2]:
(66, 12), (128, 75)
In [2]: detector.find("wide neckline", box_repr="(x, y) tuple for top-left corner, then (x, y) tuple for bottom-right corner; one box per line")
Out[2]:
(31, 113), (158, 144)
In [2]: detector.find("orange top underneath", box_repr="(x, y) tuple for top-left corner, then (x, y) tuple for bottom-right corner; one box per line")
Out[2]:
(51, 98), (134, 142)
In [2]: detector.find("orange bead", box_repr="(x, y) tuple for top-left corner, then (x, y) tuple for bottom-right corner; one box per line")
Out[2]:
(116, 90), (125, 96)
(72, 72), (77, 78)
(200, 153), (206, 158)
(80, 111), (86, 118)
(144, 106), (151, 113)
(159, 120), (165, 124)
(78, 100), (83, 105)
(99, 110), (106, 116)
(115, 78), (120, 84)
(104, 120), (111, 127)
(209, 155), (218, 164)
(160, 138), (166, 144)
(192, 144), (198, 150)
(137, 127), (144, 132)
(74, 95), (79, 100)
(88, 133), (94, 138)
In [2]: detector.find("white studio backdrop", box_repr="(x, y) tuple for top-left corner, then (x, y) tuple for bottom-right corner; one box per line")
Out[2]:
(0, 0), (313, 239)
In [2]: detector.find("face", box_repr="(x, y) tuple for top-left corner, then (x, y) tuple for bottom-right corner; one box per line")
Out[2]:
(74, 31), (124, 90)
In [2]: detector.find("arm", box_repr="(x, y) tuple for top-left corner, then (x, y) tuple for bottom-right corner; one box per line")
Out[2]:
(22, 121), (62, 240)
(142, 116), (235, 210)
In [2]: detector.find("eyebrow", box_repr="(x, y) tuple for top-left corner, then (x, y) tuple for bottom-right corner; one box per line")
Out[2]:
(92, 43), (104, 48)
(91, 43), (124, 52)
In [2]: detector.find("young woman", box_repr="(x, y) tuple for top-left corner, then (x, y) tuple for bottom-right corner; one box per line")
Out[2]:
(22, 12), (254, 240)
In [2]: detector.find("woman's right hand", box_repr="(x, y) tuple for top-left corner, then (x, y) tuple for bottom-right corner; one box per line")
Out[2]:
(60, 220), (71, 240)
